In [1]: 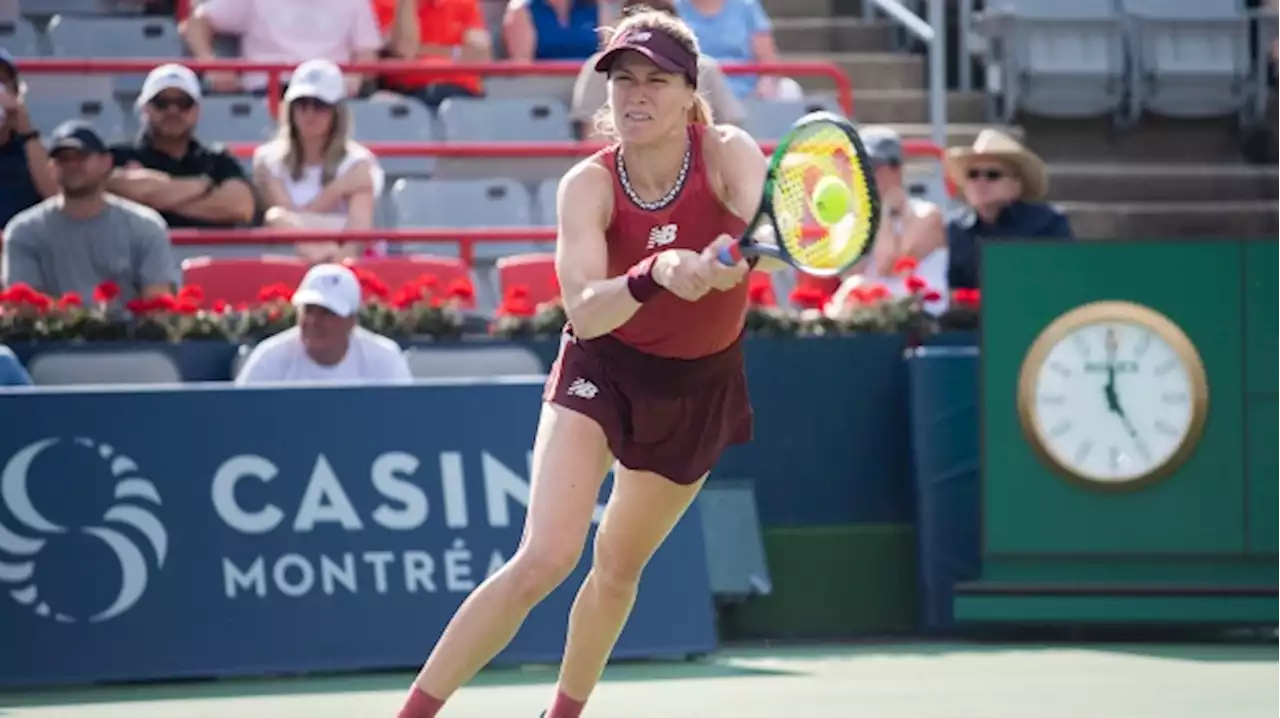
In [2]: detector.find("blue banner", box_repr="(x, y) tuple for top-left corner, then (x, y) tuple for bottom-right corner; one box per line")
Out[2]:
(0, 382), (717, 686)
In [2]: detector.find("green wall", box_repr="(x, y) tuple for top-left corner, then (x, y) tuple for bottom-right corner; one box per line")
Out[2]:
(720, 524), (917, 639)
(957, 239), (1277, 626)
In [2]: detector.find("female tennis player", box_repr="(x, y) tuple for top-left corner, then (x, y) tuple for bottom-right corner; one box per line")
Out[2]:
(397, 8), (783, 718)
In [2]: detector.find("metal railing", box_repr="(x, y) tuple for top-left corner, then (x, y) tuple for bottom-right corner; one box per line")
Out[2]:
(14, 58), (857, 119)
(864, 0), (947, 149)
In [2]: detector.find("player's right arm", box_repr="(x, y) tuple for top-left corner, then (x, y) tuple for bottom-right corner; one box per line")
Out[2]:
(555, 160), (644, 340)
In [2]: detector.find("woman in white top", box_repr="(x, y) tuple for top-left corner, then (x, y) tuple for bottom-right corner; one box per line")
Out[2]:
(252, 59), (386, 264)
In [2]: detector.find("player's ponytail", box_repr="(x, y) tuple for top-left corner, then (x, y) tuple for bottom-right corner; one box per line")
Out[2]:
(687, 93), (713, 126)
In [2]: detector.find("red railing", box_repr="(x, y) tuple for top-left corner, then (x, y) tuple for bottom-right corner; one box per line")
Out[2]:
(14, 58), (856, 118)
(13, 58), (954, 266)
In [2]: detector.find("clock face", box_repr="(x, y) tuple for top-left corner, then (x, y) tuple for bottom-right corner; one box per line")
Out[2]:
(1029, 320), (1197, 484)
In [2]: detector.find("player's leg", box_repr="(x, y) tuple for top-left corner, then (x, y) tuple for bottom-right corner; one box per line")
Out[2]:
(546, 467), (708, 717)
(398, 403), (612, 717)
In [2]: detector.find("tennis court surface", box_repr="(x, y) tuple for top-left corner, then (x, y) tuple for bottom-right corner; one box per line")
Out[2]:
(1, 642), (1274, 718)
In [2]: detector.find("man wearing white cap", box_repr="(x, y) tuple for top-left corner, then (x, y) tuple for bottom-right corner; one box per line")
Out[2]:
(235, 264), (412, 385)
(107, 63), (256, 229)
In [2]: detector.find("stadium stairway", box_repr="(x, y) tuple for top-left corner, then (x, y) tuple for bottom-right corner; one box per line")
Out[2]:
(762, 0), (1279, 239)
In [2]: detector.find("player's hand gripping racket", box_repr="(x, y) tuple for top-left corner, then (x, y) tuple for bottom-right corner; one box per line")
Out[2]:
(718, 111), (880, 277)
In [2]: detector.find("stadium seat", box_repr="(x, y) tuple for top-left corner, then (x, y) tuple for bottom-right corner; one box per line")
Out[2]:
(197, 96), (274, 143)
(26, 98), (128, 141)
(403, 345), (546, 379)
(390, 177), (543, 260)
(438, 97), (571, 141)
(180, 256), (311, 309)
(349, 256), (478, 309)
(739, 96), (844, 140)
(46, 15), (183, 95)
(0, 18), (43, 57)
(434, 97), (575, 182)
(533, 179), (559, 225)
(482, 77), (577, 106)
(27, 350), (182, 386)
(495, 253), (560, 306)
(976, 0), (1130, 124)
(347, 97), (436, 175)
(1120, 0), (1255, 122)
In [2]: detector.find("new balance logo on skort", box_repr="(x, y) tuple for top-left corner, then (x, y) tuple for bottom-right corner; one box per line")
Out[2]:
(567, 378), (599, 400)
(647, 224), (678, 249)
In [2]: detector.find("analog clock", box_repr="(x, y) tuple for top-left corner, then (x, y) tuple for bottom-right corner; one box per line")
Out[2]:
(1016, 301), (1209, 491)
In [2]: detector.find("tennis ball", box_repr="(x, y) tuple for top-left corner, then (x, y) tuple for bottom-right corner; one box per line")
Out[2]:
(811, 176), (852, 226)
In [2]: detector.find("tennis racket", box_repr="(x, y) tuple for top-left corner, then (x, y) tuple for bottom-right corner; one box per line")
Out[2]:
(718, 111), (880, 277)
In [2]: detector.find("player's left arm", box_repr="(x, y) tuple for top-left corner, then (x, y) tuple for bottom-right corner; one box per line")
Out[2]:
(711, 125), (789, 273)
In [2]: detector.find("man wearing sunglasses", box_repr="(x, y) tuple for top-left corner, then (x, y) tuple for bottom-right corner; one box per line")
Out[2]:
(106, 63), (257, 229)
(943, 129), (1073, 291)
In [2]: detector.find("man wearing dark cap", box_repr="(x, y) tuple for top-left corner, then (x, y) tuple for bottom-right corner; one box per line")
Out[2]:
(0, 47), (57, 226)
(1, 121), (179, 305)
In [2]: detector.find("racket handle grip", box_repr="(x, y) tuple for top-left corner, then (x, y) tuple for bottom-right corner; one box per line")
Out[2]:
(717, 243), (743, 266)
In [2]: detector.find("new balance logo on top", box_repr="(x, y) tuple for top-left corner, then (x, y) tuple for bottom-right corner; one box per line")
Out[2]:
(647, 223), (678, 249)
(566, 378), (599, 400)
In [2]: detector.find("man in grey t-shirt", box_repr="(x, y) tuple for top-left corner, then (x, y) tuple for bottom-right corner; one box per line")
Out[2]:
(1, 121), (178, 304)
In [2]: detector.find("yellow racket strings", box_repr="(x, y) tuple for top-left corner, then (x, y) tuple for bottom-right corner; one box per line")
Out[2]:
(770, 123), (876, 274)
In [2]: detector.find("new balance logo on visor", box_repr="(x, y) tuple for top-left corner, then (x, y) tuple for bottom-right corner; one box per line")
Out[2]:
(566, 378), (599, 400)
(647, 223), (678, 249)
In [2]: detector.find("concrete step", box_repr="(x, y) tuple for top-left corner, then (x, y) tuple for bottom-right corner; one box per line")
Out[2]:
(1020, 116), (1250, 164)
(1062, 201), (1279, 239)
(791, 52), (923, 92)
(771, 17), (896, 53)
(879, 123), (1024, 150)
(1047, 163), (1279, 204)
(852, 90), (988, 125)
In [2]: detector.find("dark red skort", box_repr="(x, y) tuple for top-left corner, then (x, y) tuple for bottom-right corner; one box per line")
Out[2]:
(543, 329), (753, 485)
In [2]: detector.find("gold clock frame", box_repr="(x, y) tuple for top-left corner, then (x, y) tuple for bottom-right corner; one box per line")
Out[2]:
(1016, 300), (1210, 492)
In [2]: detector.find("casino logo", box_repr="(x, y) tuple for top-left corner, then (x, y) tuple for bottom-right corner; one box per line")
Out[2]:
(0, 438), (167, 623)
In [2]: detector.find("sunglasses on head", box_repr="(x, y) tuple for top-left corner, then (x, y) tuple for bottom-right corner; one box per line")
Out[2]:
(150, 95), (195, 111)
(967, 167), (1005, 181)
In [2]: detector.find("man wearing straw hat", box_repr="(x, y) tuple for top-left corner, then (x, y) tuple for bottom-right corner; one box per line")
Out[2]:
(944, 129), (1073, 291)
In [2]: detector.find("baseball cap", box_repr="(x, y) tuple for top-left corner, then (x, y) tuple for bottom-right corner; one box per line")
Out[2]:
(595, 26), (698, 89)
(48, 121), (109, 154)
(284, 59), (346, 105)
(862, 127), (903, 166)
(137, 63), (202, 108)
(291, 264), (361, 318)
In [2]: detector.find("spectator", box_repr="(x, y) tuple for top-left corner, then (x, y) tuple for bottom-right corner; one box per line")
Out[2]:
(235, 263), (412, 385)
(0, 345), (32, 388)
(181, 0), (383, 97)
(0, 48), (57, 227)
(944, 129), (1072, 291)
(503, 0), (609, 62)
(2, 122), (178, 303)
(252, 60), (386, 264)
(674, 0), (800, 100)
(107, 64), (257, 229)
(570, 0), (746, 138)
(373, 0), (492, 109)
(830, 127), (947, 313)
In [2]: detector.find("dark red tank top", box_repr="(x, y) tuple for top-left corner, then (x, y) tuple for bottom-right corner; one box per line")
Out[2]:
(599, 124), (750, 359)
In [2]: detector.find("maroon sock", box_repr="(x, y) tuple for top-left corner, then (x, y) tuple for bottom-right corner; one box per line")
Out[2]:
(398, 687), (446, 718)
(546, 689), (586, 718)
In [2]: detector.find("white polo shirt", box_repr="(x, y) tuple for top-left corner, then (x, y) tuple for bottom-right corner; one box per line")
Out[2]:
(235, 326), (413, 385)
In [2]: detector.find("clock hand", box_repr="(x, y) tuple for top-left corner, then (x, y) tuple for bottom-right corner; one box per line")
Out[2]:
(1103, 330), (1121, 414)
